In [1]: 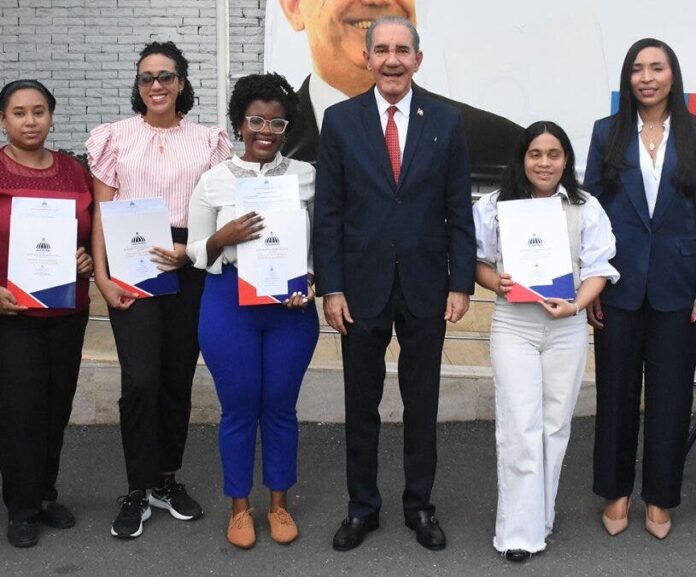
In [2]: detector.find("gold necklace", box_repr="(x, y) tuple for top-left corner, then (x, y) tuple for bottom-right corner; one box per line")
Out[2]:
(641, 115), (666, 152)
(645, 123), (662, 152)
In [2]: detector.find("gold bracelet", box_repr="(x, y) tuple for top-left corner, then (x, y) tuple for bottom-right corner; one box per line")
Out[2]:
(574, 302), (580, 316)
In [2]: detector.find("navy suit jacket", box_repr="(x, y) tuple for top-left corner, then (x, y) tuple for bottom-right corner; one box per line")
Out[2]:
(283, 75), (522, 182)
(313, 87), (476, 319)
(584, 115), (696, 312)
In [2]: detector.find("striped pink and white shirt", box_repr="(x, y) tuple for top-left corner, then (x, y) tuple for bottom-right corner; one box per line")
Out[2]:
(86, 115), (231, 227)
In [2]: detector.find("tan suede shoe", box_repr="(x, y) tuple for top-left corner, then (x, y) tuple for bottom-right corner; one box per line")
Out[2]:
(267, 507), (298, 545)
(227, 508), (255, 549)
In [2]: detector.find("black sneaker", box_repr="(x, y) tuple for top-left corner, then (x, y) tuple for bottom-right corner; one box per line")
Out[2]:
(111, 490), (151, 539)
(149, 478), (202, 521)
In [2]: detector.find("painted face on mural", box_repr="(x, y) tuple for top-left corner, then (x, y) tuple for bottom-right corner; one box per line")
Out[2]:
(280, 0), (417, 96)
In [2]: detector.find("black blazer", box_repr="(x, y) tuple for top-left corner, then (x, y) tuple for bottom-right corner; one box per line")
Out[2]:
(313, 86), (476, 318)
(283, 75), (523, 182)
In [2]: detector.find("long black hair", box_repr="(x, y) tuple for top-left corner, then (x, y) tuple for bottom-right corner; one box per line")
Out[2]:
(130, 41), (195, 116)
(228, 73), (299, 140)
(602, 38), (696, 195)
(0, 79), (56, 114)
(498, 121), (584, 204)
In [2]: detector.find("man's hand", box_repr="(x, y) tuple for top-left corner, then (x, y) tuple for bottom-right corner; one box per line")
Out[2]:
(323, 293), (353, 335)
(444, 291), (469, 323)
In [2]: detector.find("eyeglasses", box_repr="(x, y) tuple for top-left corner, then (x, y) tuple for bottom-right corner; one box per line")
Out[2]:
(245, 116), (290, 134)
(136, 71), (179, 87)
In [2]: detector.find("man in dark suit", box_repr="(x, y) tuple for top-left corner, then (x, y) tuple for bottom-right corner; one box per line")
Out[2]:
(313, 16), (476, 551)
(278, 0), (522, 180)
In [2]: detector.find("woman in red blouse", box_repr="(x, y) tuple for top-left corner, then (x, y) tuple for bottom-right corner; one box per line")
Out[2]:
(0, 80), (93, 548)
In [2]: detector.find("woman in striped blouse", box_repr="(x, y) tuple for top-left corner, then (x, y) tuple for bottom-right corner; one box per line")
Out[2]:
(87, 41), (231, 540)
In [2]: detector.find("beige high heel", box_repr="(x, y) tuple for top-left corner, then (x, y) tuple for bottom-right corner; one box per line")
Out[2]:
(602, 497), (630, 536)
(645, 505), (671, 540)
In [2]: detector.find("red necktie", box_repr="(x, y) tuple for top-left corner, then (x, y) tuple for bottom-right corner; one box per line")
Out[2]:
(385, 105), (400, 184)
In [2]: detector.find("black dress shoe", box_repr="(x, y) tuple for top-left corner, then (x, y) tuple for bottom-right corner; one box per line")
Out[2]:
(40, 502), (76, 529)
(405, 510), (446, 551)
(8, 520), (39, 548)
(504, 549), (532, 562)
(332, 512), (379, 551)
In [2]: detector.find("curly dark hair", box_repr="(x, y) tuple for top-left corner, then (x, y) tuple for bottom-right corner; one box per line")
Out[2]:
(498, 120), (585, 205)
(228, 73), (299, 139)
(0, 79), (56, 114)
(130, 41), (195, 116)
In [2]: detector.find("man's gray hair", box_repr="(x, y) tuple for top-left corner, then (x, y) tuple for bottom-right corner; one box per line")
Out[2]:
(365, 16), (420, 53)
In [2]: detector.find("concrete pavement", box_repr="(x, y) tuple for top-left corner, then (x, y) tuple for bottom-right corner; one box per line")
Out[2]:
(2, 419), (696, 577)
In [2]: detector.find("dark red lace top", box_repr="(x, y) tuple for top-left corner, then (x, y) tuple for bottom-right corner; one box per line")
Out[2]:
(0, 147), (93, 317)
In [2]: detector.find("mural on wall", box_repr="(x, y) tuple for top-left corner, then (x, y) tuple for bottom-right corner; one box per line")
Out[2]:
(265, 0), (695, 174)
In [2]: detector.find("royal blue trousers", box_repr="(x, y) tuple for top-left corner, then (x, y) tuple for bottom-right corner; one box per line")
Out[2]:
(198, 265), (319, 497)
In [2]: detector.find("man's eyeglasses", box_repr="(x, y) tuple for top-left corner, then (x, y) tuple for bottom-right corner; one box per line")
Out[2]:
(245, 116), (290, 134)
(136, 71), (179, 87)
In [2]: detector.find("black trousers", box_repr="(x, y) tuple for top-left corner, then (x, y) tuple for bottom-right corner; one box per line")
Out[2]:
(593, 301), (696, 508)
(0, 310), (88, 522)
(341, 273), (446, 519)
(108, 264), (204, 490)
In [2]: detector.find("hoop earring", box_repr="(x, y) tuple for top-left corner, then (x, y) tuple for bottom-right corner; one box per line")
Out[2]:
(50, 125), (55, 133)
(1, 127), (6, 135)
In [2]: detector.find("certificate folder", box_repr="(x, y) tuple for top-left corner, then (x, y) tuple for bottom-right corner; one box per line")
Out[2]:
(234, 175), (308, 306)
(100, 198), (179, 298)
(236, 210), (308, 306)
(7, 197), (77, 308)
(497, 197), (575, 303)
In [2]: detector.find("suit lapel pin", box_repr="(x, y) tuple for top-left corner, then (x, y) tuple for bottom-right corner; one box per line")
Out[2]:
(417, 108), (424, 116)
(434, 137), (438, 143)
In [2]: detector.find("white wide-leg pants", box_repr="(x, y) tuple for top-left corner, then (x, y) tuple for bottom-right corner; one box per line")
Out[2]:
(490, 299), (588, 553)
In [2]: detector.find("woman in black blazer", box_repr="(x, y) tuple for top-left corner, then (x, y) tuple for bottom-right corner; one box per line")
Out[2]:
(584, 38), (696, 540)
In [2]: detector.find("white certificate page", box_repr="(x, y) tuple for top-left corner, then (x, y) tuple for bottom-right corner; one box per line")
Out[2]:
(497, 197), (573, 292)
(11, 196), (76, 219)
(7, 216), (77, 298)
(7, 197), (77, 308)
(235, 174), (301, 213)
(236, 209), (307, 296)
(100, 198), (173, 286)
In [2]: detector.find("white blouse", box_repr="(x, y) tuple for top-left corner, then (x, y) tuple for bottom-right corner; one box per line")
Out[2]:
(187, 154), (315, 274)
(473, 186), (620, 284)
(637, 114), (670, 218)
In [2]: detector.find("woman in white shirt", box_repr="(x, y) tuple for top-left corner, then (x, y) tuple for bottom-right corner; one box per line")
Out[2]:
(187, 73), (318, 549)
(474, 121), (618, 562)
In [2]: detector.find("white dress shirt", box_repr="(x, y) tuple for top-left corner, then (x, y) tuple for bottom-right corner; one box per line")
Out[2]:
(374, 87), (412, 159)
(186, 154), (315, 274)
(637, 114), (670, 218)
(473, 185), (620, 284)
